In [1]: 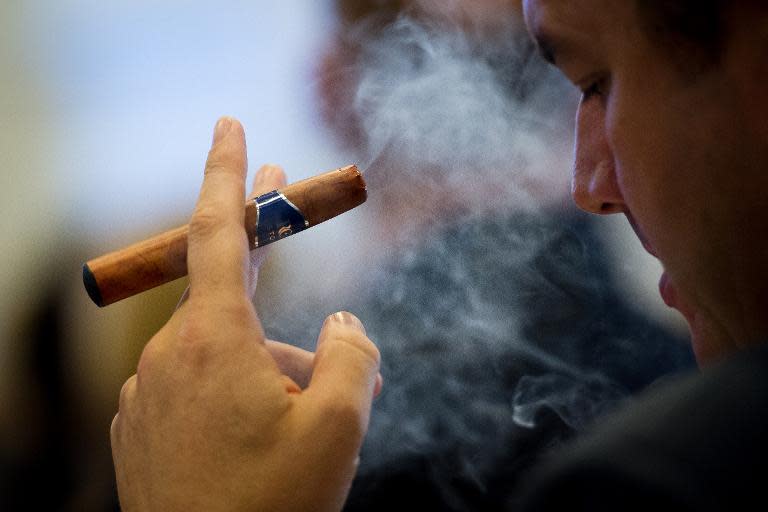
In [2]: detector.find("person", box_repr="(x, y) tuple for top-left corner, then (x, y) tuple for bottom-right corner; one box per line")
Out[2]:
(110, 1), (768, 511)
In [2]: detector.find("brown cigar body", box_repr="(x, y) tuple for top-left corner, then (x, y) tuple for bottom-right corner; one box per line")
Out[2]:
(83, 165), (366, 306)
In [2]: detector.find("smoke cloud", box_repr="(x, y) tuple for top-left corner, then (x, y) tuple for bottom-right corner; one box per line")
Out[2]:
(260, 10), (695, 511)
(349, 14), (575, 214)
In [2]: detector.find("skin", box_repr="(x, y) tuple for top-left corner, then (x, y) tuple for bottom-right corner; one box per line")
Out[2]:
(111, 118), (382, 511)
(522, 0), (768, 365)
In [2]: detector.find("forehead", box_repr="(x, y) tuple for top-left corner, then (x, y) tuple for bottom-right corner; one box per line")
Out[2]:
(523, 0), (586, 28)
(523, 0), (625, 27)
(522, 0), (633, 62)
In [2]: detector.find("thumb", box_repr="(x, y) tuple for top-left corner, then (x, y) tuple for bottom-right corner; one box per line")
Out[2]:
(307, 312), (381, 427)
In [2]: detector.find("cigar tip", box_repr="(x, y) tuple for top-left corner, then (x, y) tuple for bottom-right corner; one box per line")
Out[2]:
(82, 263), (104, 307)
(343, 163), (367, 196)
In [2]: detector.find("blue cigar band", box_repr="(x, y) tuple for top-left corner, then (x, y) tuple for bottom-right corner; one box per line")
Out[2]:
(253, 191), (309, 247)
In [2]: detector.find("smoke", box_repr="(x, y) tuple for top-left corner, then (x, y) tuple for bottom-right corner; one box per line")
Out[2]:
(261, 10), (695, 511)
(338, 211), (693, 511)
(355, 18), (554, 173)
(324, 11), (576, 228)
(512, 374), (627, 431)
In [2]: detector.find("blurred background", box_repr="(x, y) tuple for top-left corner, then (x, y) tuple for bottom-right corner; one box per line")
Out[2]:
(0, 0), (692, 510)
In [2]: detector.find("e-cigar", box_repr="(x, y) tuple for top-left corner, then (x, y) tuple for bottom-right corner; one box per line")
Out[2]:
(83, 165), (366, 307)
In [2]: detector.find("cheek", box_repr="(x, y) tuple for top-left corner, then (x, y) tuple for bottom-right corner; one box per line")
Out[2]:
(605, 77), (731, 316)
(604, 84), (690, 247)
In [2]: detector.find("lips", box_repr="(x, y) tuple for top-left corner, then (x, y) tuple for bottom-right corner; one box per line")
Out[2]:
(624, 214), (677, 307)
(622, 214), (698, 335)
(659, 271), (676, 308)
(629, 222), (677, 309)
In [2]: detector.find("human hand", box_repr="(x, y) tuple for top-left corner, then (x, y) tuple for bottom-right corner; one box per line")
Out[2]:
(178, 160), (317, 387)
(111, 117), (382, 512)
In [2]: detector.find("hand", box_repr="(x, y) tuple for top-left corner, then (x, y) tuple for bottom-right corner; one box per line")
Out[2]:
(178, 160), (316, 387)
(111, 117), (382, 512)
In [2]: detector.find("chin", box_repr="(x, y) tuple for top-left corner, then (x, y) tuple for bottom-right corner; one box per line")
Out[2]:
(690, 331), (712, 367)
(688, 316), (731, 368)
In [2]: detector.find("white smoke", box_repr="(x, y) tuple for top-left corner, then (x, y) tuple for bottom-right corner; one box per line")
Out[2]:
(349, 15), (574, 213)
(261, 11), (695, 511)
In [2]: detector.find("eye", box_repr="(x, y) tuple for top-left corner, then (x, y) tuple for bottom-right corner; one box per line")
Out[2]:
(582, 81), (602, 100)
(579, 74), (610, 103)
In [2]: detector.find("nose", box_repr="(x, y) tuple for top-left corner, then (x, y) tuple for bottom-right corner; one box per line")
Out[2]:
(571, 99), (624, 215)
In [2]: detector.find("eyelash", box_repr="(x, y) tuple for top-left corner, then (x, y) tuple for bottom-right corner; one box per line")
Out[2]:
(580, 75), (608, 102)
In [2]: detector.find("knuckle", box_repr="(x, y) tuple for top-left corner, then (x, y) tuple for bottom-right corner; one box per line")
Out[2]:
(320, 398), (366, 438)
(363, 337), (381, 366)
(204, 161), (240, 178)
(118, 375), (137, 411)
(179, 335), (214, 369)
(331, 331), (381, 369)
(173, 316), (214, 367)
(173, 301), (252, 367)
(189, 204), (223, 239)
(136, 338), (163, 379)
(182, 299), (252, 336)
(110, 413), (120, 441)
(205, 146), (246, 176)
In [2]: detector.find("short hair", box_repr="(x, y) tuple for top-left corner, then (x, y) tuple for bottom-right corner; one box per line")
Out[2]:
(635, 0), (728, 74)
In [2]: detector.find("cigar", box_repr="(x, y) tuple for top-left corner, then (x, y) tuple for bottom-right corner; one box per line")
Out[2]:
(83, 165), (366, 307)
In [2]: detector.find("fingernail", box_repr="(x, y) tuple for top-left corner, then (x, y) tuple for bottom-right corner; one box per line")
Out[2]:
(254, 164), (277, 185)
(331, 311), (366, 335)
(213, 117), (232, 145)
(262, 163), (280, 176)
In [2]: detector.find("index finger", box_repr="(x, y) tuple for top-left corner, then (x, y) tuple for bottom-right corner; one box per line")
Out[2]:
(187, 117), (250, 300)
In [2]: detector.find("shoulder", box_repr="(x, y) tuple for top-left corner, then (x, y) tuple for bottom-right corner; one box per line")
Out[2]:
(512, 342), (768, 511)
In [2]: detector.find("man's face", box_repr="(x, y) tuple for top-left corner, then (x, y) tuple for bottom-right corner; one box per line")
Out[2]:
(522, 0), (768, 365)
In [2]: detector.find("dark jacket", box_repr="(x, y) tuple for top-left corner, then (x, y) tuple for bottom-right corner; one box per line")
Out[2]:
(513, 342), (768, 511)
